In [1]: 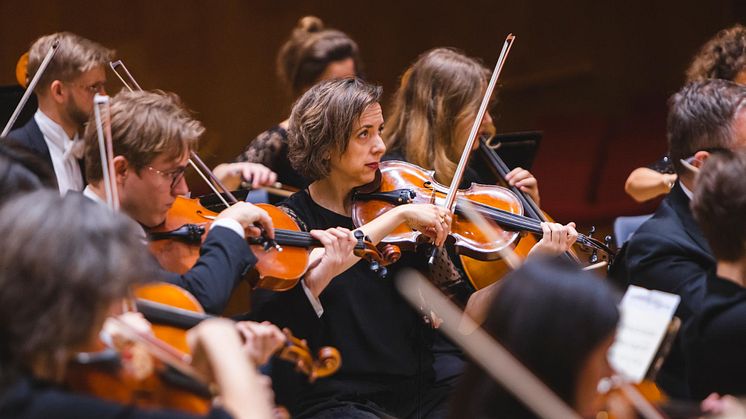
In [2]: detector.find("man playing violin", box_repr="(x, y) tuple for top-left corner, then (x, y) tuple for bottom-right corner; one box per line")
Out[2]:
(7, 32), (113, 194)
(82, 89), (275, 315)
(611, 79), (746, 398)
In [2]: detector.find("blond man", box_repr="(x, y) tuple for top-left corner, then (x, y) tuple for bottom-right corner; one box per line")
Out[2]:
(7, 32), (113, 193)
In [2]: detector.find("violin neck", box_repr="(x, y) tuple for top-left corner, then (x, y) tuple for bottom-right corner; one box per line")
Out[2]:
(136, 299), (213, 329)
(456, 200), (601, 250)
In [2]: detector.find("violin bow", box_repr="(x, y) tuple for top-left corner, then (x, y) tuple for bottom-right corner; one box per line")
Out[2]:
(108, 60), (237, 209)
(425, 34), (515, 265)
(1, 40), (60, 138)
(443, 34), (515, 212)
(396, 269), (581, 419)
(92, 94), (120, 211)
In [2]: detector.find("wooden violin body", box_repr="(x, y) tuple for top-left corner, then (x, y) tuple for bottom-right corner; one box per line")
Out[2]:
(352, 160), (525, 260)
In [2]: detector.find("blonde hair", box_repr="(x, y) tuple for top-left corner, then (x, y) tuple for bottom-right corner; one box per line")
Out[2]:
(84, 90), (204, 181)
(27, 32), (114, 95)
(277, 16), (362, 98)
(384, 48), (495, 185)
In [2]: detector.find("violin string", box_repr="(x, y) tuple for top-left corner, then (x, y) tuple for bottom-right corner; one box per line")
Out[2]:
(460, 199), (600, 250)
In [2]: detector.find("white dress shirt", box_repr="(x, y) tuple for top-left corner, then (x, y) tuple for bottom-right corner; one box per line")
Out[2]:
(34, 110), (84, 194)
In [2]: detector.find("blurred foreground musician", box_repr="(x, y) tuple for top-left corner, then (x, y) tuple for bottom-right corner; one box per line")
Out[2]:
(685, 149), (746, 398)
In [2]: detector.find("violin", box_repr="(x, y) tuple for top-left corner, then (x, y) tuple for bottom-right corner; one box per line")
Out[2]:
(351, 160), (614, 281)
(66, 313), (213, 414)
(134, 282), (342, 382)
(148, 195), (398, 292)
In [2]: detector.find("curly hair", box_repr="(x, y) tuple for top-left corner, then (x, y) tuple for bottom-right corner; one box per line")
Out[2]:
(686, 24), (746, 83)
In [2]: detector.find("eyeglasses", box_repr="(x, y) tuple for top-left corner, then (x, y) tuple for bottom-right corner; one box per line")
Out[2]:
(146, 165), (187, 189)
(66, 81), (106, 95)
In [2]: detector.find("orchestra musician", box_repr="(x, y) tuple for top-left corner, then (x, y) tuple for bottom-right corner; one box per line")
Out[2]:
(610, 79), (746, 398)
(448, 259), (619, 418)
(81, 89), (275, 315)
(685, 149), (746, 398)
(624, 24), (746, 203)
(384, 47), (578, 292)
(213, 16), (361, 191)
(251, 77), (455, 418)
(6, 32), (114, 194)
(0, 190), (275, 419)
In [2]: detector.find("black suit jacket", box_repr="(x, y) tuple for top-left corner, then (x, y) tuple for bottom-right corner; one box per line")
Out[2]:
(158, 226), (257, 315)
(6, 116), (85, 187)
(682, 276), (746, 399)
(610, 182), (716, 398)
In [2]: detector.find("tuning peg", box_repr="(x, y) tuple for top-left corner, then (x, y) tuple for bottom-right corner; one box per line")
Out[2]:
(587, 226), (596, 239)
(378, 267), (388, 278)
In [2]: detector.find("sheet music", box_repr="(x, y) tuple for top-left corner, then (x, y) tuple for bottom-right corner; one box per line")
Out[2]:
(608, 285), (680, 383)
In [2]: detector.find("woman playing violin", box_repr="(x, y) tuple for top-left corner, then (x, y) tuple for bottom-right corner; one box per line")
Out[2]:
(213, 16), (362, 191)
(251, 77), (454, 418)
(384, 47), (578, 269)
(0, 191), (276, 419)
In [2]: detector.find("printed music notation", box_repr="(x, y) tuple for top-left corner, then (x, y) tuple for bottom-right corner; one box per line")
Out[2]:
(608, 285), (680, 383)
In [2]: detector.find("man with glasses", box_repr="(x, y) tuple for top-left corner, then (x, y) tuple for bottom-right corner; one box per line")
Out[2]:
(81, 89), (276, 315)
(7, 32), (113, 194)
(611, 79), (746, 398)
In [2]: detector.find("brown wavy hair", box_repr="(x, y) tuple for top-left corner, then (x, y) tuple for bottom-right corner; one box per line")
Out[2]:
(287, 77), (381, 181)
(384, 48), (495, 185)
(277, 16), (362, 99)
(686, 24), (746, 83)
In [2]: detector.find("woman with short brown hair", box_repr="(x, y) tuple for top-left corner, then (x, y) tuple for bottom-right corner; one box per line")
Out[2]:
(253, 77), (455, 418)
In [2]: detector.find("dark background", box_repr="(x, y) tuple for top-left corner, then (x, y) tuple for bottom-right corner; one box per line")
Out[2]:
(1, 0), (743, 225)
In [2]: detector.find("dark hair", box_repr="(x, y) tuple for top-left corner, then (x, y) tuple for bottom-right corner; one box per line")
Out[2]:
(691, 149), (746, 261)
(0, 141), (56, 206)
(277, 16), (362, 98)
(686, 24), (746, 83)
(667, 79), (746, 175)
(287, 77), (382, 180)
(0, 191), (156, 387)
(449, 259), (620, 418)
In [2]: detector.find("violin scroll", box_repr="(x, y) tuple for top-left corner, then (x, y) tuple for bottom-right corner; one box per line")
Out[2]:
(277, 328), (342, 383)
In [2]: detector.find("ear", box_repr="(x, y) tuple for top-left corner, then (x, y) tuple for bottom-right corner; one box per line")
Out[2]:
(49, 80), (66, 104)
(111, 156), (129, 183)
(692, 150), (711, 169)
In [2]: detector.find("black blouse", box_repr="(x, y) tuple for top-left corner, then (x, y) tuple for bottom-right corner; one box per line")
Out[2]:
(682, 276), (746, 399)
(250, 190), (436, 415)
